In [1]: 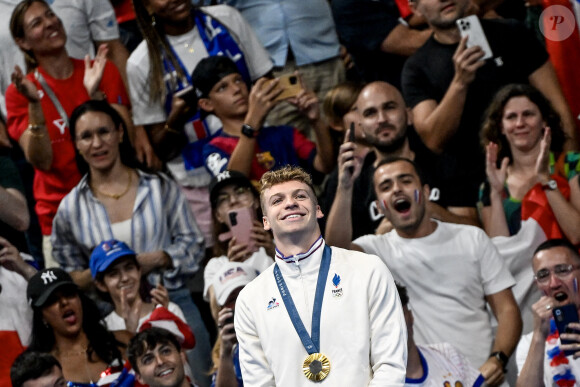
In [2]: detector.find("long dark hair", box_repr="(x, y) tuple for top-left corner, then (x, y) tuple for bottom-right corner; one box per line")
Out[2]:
(133, 0), (193, 103)
(480, 83), (566, 163)
(28, 291), (125, 365)
(69, 100), (143, 175)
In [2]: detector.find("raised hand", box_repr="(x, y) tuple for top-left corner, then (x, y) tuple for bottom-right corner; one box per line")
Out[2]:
(535, 127), (552, 183)
(217, 307), (237, 357)
(250, 219), (274, 257)
(83, 44), (109, 98)
(485, 142), (509, 195)
(244, 77), (282, 129)
(227, 237), (251, 263)
(11, 65), (40, 102)
(150, 283), (170, 308)
(452, 36), (485, 88)
(120, 286), (141, 332)
(337, 132), (363, 190)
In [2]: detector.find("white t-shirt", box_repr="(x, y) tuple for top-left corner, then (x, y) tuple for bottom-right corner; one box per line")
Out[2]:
(405, 343), (481, 387)
(0, 0), (119, 117)
(516, 330), (580, 386)
(104, 301), (185, 332)
(354, 220), (516, 368)
(126, 5), (273, 188)
(203, 247), (274, 301)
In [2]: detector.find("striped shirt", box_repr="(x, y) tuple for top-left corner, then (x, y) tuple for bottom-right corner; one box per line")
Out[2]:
(51, 170), (204, 289)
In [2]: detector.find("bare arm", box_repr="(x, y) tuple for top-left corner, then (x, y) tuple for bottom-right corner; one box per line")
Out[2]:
(412, 37), (485, 153)
(516, 296), (553, 387)
(94, 39), (129, 92)
(0, 119), (11, 148)
(228, 78), (281, 176)
(324, 138), (364, 250)
(380, 24), (432, 57)
(289, 89), (335, 174)
(427, 202), (480, 226)
(70, 268), (94, 290)
(0, 185), (29, 231)
(528, 61), (579, 150)
(215, 308), (238, 387)
(481, 142), (510, 236)
(481, 288), (522, 386)
(0, 236), (36, 280)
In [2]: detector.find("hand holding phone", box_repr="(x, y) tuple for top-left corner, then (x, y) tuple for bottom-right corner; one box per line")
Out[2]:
(553, 304), (580, 356)
(174, 86), (198, 108)
(227, 207), (256, 253)
(456, 16), (493, 60)
(268, 74), (303, 101)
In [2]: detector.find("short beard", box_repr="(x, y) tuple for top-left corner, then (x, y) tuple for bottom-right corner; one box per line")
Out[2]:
(373, 129), (408, 154)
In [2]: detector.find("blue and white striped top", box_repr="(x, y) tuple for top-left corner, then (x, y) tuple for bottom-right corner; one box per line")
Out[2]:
(51, 170), (204, 290)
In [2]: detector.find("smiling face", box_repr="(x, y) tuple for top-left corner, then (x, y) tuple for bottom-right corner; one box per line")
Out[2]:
(373, 160), (430, 237)
(41, 287), (83, 338)
(356, 82), (410, 154)
(136, 342), (186, 387)
(533, 246), (580, 308)
(199, 73), (249, 120)
(74, 111), (123, 172)
(95, 256), (141, 306)
(501, 96), (546, 153)
(261, 180), (323, 241)
(15, 1), (67, 56)
(145, 0), (192, 24)
(412, 0), (470, 30)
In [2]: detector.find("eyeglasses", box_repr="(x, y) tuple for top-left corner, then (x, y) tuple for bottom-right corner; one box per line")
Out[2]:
(216, 186), (253, 208)
(76, 127), (115, 145)
(534, 264), (580, 284)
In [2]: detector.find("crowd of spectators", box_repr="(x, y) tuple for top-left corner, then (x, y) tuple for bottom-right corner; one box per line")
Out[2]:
(1, 0), (580, 385)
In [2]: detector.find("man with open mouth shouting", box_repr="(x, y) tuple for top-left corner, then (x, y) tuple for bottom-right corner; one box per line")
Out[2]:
(327, 156), (522, 387)
(516, 239), (580, 387)
(234, 165), (407, 386)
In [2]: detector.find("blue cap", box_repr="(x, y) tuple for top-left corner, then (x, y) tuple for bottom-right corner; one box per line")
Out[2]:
(90, 239), (136, 279)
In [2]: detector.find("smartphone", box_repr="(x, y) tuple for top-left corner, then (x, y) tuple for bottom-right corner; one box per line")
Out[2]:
(227, 207), (256, 252)
(553, 304), (580, 356)
(456, 15), (493, 60)
(174, 86), (198, 108)
(271, 74), (303, 101)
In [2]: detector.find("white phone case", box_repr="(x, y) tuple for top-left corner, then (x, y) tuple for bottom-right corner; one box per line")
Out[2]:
(456, 15), (493, 60)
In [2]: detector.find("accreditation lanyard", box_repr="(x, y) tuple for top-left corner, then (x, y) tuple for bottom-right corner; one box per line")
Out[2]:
(273, 244), (332, 354)
(34, 69), (69, 128)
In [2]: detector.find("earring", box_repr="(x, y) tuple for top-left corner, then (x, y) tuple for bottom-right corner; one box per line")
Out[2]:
(151, 14), (156, 27)
(42, 319), (49, 328)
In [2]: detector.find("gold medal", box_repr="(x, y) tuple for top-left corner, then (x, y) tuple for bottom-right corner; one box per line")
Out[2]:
(303, 353), (331, 381)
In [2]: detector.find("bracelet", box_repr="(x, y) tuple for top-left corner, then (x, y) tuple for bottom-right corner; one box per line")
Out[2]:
(26, 124), (45, 138)
(163, 124), (181, 135)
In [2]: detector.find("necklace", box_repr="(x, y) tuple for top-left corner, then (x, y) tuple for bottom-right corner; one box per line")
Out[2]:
(92, 169), (133, 200)
(184, 41), (194, 54)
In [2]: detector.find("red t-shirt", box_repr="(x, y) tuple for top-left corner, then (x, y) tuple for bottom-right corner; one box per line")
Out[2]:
(6, 58), (129, 235)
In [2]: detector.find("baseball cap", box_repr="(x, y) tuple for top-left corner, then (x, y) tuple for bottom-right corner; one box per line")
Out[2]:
(90, 239), (136, 279)
(212, 262), (258, 307)
(27, 268), (77, 308)
(191, 55), (242, 98)
(209, 170), (256, 209)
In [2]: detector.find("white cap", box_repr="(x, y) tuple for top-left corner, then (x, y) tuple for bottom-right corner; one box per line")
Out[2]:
(212, 262), (258, 306)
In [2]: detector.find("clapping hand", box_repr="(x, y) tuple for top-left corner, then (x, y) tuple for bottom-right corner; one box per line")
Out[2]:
(12, 65), (40, 102)
(83, 44), (108, 98)
(485, 142), (509, 195)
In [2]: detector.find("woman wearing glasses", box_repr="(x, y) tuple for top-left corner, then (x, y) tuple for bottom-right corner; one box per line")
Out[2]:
(50, 100), (211, 385)
(5, 0), (131, 266)
(203, 170), (274, 321)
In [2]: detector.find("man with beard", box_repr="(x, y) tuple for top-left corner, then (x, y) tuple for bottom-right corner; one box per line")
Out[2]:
(402, 0), (577, 211)
(516, 239), (580, 387)
(326, 157), (521, 386)
(322, 81), (475, 239)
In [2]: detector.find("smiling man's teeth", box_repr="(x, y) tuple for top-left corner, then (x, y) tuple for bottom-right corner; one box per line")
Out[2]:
(158, 369), (173, 377)
(286, 214), (301, 219)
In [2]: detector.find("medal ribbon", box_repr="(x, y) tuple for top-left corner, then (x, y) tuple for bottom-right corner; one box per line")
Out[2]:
(273, 244), (331, 354)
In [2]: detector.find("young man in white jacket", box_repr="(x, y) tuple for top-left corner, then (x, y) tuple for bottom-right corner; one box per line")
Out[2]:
(234, 165), (407, 386)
